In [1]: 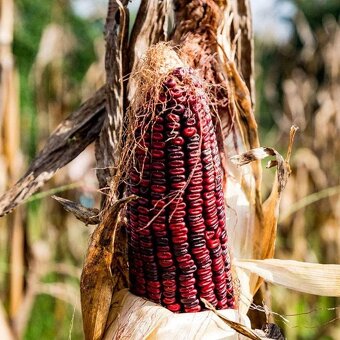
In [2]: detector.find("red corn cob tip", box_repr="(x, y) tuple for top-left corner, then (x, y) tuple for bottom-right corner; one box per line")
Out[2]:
(126, 67), (235, 313)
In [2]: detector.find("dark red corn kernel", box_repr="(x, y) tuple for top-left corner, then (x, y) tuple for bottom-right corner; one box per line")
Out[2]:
(151, 149), (165, 158)
(146, 281), (161, 288)
(184, 306), (201, 313)
(169, 167), (185, 176)
(169, 202), (186, 211)
(188, 214), (203, 222)
(151, 185), (166, 193)
(206, 217), (219, 228)
(187, 185), (203, 193)
(149, 295), (161, 303)
(153, 124), (164, 132)
(167, 304), (181, 313)
(167, 122), (181, 130)
(186, 192), (201, 201)
(192, 247), (209, 256)
(185, 117), (196, 126)
(178, 284), (196, 294)
(166, 130), (179, 138)
(180, 290), (198, 299)
(204, 204), (217, 215)
(177, 253), (192, 263)
(189, 199), (204, 208)
(163, 297), (177, 305)
(173, 242), (189, 251)
(169, 218), (185, 225)
(171, 175), (186, 183)
(166, 113), (180, 122)
(190, 225), (205, 233)
(175, 96), (186, 103)
(203, 182), (215, 192)
(194, 252), (210, 263)
(178, 259), (195, 269)
(179, 273), (194, 281)
(168, 145), (182, 152)
(188, 150), (200, 159)
(151, 162), (166, 170)
(179, 277), (196, 286)
(171, 230), (189, 238)
(172, 235), (188, 244)
(171, 181), (186, 190)
(170, 88), (184, 98)
(187, 157), (201, 166)
(151, 199), (166, 208)
(191, 177), (203, 186)
(137, 206), (149, 215)
(168, 151), (185, 160)
(189, 164), (203, 172)
(159, 259), (174, 267)
(147, 285), (161, 295)
(164, 78), (176, 88)
(174, 248), (188, 257)
(171, 210), (186, 218)
(180, 263), (197, 274)
(188, 206), (203, 215)
(187, 142), (200, 151)
(151, 132), (164, 141)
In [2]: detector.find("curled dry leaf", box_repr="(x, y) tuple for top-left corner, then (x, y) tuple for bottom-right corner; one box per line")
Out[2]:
(80, 195), (136, 340)
(52, 195), (100, 225)
(230, 146), (290, 194)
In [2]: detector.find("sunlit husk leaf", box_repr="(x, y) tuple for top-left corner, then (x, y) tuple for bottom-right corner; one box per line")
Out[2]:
(103, 289), (253, 340)
(235, 259), (340, 297)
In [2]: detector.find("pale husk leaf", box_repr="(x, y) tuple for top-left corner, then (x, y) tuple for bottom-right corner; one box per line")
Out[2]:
(103, 289), (253, 340)
(235, 259), (340, 297)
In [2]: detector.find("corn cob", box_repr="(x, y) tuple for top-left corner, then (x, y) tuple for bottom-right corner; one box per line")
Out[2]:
(127, 67), (234, 313)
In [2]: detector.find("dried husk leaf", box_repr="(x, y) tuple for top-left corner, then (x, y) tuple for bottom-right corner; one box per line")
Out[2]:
(80, 196), (135, 340)
(52, 195), (100, 225)
(103, 289), (252, 340)
(235, 259), (340, 297)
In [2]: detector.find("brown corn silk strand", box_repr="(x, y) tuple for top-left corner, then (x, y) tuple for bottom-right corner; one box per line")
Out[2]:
(126, 67), (234, 313)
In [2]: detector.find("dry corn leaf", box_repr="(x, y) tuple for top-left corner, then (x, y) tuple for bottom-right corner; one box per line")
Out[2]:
(235, 259), (340, 297)
(103, 289), (252, 340)
(80, 196), (135, 340)
(52, 195), (100, 225)
(0, 87), (106, 217)
(201, 298), (267, 340)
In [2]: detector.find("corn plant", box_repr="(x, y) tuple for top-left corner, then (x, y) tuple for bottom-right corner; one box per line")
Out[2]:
(0, 1), (339, 339)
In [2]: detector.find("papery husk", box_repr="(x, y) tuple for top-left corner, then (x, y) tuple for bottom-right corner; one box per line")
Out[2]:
(235, 259), (340, 297)
(103, 289), (255, 340)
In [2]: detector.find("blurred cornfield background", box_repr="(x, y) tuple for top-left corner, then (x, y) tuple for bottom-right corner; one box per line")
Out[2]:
(0, 0), (339, 339)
